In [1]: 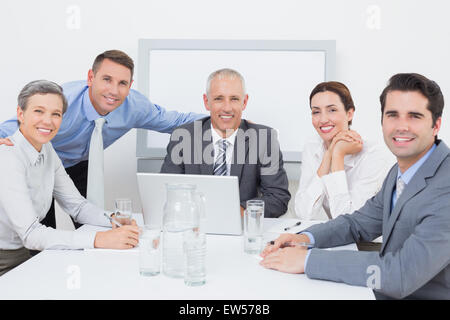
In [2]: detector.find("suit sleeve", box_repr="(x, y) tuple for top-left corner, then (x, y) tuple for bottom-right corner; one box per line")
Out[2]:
(256, 129), (291, 218)
(304, 179), (386, 248)
(304, 177), (450, 299)
(160, 127), (187, 174)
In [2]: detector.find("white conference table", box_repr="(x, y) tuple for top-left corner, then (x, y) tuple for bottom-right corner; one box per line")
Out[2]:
(0, 217), (374, 300)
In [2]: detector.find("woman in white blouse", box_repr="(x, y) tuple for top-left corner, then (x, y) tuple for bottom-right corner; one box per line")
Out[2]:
(0, 80), (139, 276)
(295, 81), (394, 221)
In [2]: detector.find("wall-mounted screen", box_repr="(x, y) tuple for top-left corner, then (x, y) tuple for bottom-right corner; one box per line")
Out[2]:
(137, 39), (336, 162)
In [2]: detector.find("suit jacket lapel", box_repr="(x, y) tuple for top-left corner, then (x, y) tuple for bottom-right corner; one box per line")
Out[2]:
(200, 118), (214, 175)
(381, 173), (427, 254)
(381, 167), (397, 240)
(230, 121), (249, 183)
(380, 141), (450, 255)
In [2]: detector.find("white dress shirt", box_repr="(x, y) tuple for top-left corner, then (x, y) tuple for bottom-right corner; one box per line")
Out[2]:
(211, 125), (238, 176)
(0, 130), (111, 251)
(295, 135), (395, 221)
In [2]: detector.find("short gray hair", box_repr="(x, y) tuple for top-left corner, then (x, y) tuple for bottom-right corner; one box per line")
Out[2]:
(206, 68), (246, 97)
(18, 80), (68, 113)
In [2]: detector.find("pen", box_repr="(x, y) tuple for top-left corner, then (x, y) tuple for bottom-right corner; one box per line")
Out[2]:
(267, 240), (314, 248)
(104, 213), (123, 227)
(284, 221), (301, 231)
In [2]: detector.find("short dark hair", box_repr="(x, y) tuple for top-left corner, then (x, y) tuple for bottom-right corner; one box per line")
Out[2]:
(309, 81), (355, 126)
(92, 50), (134, 80)
(379, 73), (444, 126)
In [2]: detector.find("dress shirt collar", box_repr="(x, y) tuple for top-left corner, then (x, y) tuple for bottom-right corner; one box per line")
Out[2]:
(82, 86), (102, 122)
(11, 130), (45, 166)
(396, 143), (437, 185)
(210, 124), (238, 147)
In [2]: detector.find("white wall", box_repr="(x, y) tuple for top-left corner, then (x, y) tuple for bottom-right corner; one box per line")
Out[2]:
(1, 0), (450, 215)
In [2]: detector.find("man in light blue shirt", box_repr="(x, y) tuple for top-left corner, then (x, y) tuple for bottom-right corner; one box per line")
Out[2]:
(0, 50), (204, 229)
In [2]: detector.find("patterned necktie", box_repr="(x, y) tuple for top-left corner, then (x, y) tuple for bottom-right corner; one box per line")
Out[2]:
(87, 117), (106, 208)
(213, 139), (228, 176)
(396, 177), (406, 200)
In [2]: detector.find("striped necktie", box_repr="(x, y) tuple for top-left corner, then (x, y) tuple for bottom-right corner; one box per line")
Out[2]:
(213, 139), (228, 176)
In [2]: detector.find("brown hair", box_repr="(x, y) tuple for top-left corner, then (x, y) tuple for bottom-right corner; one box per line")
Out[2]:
(92, 50), (134, 80)
(309, 81), (355, 126)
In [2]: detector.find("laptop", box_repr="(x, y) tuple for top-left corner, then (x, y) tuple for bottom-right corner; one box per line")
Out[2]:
(137, 173), (242, 235)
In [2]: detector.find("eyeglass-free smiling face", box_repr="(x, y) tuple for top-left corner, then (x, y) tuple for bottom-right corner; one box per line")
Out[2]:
(87, 58), (133, 116)
(310, 91), (354, 148)
(17, 93), (64, 152)
(382, 90), (441, 172)
(203, 76), (248, 138)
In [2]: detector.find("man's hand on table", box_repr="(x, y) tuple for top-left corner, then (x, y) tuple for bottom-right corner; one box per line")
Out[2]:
(259, 233), (311, 274)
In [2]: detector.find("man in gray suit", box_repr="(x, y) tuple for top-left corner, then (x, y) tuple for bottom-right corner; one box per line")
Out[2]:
(260, 73), (450, 299)
(160, 68), (290, 218)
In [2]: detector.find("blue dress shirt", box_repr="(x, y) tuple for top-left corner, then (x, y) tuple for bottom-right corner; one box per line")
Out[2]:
(392, 143), (436, 208)
(0, 80), (204, 168)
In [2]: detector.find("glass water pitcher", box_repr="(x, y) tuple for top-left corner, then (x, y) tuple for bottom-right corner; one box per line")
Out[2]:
(162, 183), (202, 278)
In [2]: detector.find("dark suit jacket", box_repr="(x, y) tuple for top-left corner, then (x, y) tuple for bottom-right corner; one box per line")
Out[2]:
(304, 140), (450, 299)
(160, 117), (291, 218)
